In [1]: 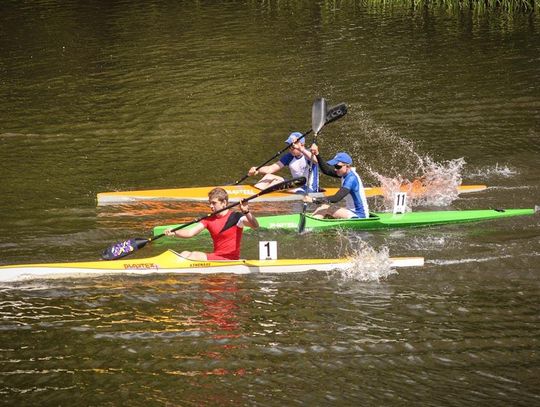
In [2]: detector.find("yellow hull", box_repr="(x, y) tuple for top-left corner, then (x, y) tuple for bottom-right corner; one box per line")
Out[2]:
(0, 250), (424, 282)
(97, 184), (487, 205)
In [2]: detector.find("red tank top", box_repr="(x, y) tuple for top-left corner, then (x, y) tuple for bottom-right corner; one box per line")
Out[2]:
(201, 211), (244, 260)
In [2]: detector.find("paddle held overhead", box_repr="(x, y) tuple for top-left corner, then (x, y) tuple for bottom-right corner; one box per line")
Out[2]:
(299, 97), (328, 233)
(232, 101), (347, 185)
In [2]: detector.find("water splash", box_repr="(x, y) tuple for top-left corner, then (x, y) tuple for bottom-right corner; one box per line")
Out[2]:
(335, 238), (398, 282)
(371, 156), (465, 209)
(346, 110), (465, 209)
(346, 111), (426, 177)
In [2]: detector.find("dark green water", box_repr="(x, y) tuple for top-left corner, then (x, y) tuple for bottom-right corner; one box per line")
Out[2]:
(1, 1), (539, 405)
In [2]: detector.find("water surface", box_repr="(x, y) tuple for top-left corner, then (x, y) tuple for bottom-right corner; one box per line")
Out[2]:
(1, 1), (539, 405)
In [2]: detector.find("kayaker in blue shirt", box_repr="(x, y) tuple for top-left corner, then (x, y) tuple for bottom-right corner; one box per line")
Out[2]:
(303, 146), (369, 219)
(248, 132), (319, 193)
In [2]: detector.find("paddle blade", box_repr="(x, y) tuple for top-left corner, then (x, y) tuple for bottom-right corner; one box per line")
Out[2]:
(259, 176), (307, 196)
(312, 98), (327, 135)
(101, 238), (149, 260)
(325, 102), (347, 125)
(298, 209), (307, 234)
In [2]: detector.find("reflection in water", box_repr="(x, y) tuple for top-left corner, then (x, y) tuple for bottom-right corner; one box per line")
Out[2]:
(200, 276), (243, 336)
(194, 276), (250, 380)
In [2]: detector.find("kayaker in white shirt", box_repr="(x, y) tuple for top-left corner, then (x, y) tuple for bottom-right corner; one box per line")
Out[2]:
(248, 132), (319, 193)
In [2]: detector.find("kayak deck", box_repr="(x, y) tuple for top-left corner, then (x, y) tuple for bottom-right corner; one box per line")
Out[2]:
(97, 184), (487, 205)
(255, 208), (536, 231)
(153, 208), (536, 235)
(0, 250), (423, 282)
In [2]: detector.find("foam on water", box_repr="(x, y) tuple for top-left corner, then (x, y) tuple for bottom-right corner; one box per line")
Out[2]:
(428, 254), (513, 266)
(400, 235), (449, 251)
(466, 163), (518, 179)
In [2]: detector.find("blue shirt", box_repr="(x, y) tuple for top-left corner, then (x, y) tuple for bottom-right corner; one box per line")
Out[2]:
(341, 169), (369, 218)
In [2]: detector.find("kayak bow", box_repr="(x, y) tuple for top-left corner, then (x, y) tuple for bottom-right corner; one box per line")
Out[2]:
(0, 250), (423, 282)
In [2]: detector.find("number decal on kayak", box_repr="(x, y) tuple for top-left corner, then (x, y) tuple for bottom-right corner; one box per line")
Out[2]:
(259, 241), (277, 260)
(393, 192), (408, 214)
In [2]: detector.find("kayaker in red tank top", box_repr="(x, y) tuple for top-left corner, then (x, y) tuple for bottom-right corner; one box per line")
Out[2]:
(200, 211), (245, 260)
(164, 187), (259, 260)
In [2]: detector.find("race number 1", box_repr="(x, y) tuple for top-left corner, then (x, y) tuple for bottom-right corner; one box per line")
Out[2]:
(259, 241), (278, 260)
(393, 192), (408, 214)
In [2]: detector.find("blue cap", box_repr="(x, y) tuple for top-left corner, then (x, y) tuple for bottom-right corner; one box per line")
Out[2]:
(285, 132), (304, 145)
(327, 152), (353, 166)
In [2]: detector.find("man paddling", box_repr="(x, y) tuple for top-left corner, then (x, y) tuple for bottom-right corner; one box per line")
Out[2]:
(248, 132), (319, 193)
(164, 188), (259, 260)
(303, 146), (369, 219)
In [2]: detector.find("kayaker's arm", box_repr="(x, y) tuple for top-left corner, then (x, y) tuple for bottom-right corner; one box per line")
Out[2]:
(312, 186), (350, 205)
(248, 162), (283, 176)
(241, 212), (259, 229)
(316, 154), (339, 178)
(165, 222), (205, 238)
(309, 143), (339, 178)
(239, 200), (259, 229)
(298, 145), (318, 164)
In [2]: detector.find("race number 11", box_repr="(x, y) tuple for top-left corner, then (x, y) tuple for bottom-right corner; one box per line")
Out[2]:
(393, 192), (408, 214)
(259, 241), (278, 260)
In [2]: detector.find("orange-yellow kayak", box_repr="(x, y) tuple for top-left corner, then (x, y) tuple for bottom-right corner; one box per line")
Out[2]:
(97, 184), (487, 205)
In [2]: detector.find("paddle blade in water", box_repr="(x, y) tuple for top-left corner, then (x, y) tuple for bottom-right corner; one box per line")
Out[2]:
(298, 210), (307, 234)
(101, 238), (149, 260)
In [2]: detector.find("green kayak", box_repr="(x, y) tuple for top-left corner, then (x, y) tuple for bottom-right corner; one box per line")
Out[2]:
(153, 207), (537, 235)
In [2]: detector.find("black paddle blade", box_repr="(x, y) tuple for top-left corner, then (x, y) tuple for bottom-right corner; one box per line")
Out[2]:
(325, 102), (347, 125)
(101, 238), (149, 260)
(262, 176), (306, 195)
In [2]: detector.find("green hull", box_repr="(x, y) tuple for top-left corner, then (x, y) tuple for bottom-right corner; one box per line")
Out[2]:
(153, 208), (536, 235)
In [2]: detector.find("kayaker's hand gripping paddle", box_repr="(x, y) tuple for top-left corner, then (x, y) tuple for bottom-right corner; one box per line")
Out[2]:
(232, 102), (347, 186)
(101, 177), (307, 260)
(299, 97), (327, 234)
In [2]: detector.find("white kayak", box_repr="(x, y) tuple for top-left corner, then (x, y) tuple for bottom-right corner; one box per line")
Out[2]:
(0, 250), (424, 282)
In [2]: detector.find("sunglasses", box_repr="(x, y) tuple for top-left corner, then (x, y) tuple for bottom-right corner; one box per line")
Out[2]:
(334, 164), (344, 170)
